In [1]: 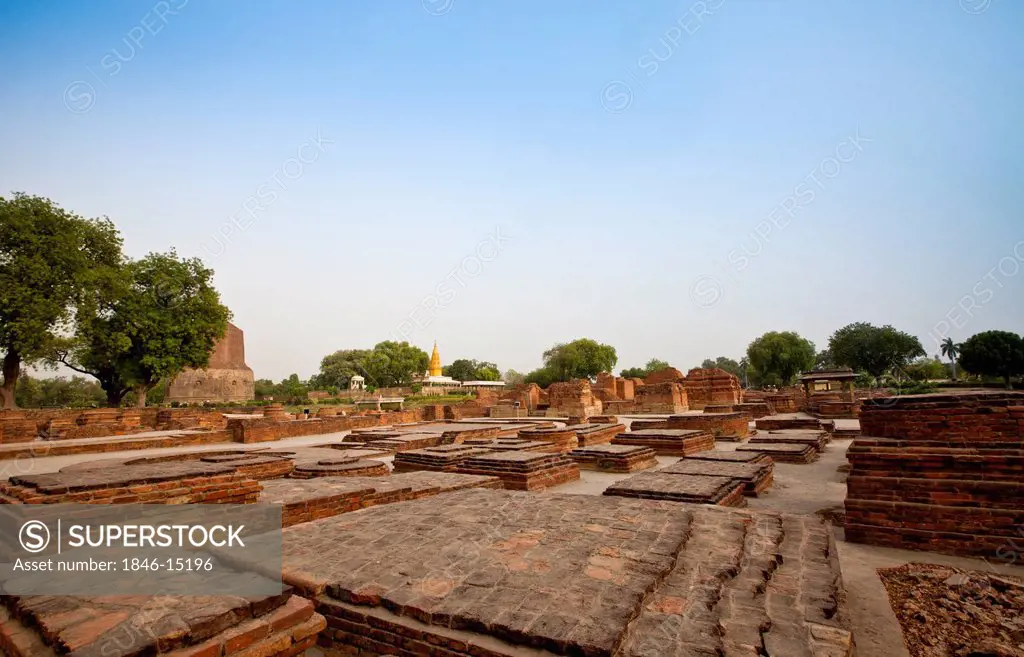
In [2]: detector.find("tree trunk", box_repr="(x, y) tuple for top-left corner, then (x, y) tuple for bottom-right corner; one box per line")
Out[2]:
(0, 350), (20, 409)
(134, 385), (148, 408)
(105, 388), (126, 408)
(951, 360), (958, 381)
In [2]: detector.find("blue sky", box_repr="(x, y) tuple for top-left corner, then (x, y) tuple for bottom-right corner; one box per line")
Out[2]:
(1, 0), (1022, 380)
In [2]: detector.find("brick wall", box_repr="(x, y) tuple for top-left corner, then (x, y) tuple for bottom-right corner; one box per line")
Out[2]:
(667, 412), (750, 438)
(845, 391), (1024, 559)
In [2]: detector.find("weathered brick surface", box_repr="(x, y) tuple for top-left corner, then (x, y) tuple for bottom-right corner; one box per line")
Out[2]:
(765, 393), (801, 413)
(276, 489), (851, 657)
(0, 462), (261, 504)
(612, 429), (715, 456)
(454, 451), (580, 490)
(683, 367), (741, 410)
(734, 401), (774, 418)
(845, 392), (1024, 558)
(260, 472), (502, 527)
(627, 419), (669, 431)
(568, 444), (658, 473)
(736, 443), (819, 464)
(569, 422), (625, 446)
(289, 459), (389, 479)
(756, 416), (831, 432)
(752, 429), (831, 450)
(544, 380), (603, 419)
(667, 412), (750, 440)
(659, 457), (774, 496)
(515, 426), (578, 453)
(0, 591), (321, 657)
(393, 445), (496, 472)
(604, 472), (748, 507)
(634, 382), (688, 414)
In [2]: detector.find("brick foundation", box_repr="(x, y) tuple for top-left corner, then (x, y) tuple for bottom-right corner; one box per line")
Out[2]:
(845, 391), (1024, 559)
(667, 412), (750, 440)
(612, 429), (715, 456)
(634, 382), (688, 414)
(569, 444), (658, 473)
(0, 462), (261, 504)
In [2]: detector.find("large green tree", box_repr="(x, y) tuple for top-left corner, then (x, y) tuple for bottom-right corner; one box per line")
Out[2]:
(620, 358), (669, 379)
(444, 359), (501, 382)
(827, 322), (925, 380)
(699, 356), (742, 378)
(746, 331), (816, 387)
(362, 341), (430, 388)
(59, 252), (230, 407)
(0, 193), (123, 408)
(958, 330), (1024, 388)
(538, 339), (617, 383)
(15, 375), (105, 408)
(311, 349), (372, 390)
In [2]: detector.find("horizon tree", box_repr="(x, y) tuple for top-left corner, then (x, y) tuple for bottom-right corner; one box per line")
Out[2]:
(940, 337), (961, 381)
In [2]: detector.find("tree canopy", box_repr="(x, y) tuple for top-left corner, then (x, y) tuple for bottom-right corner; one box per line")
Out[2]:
(746, 331), (816, 386)
(0, 193), (123, 408)
(620, 358), (670, 378)
(958, 330), (1024, 388)
(444, 359), (501, 381)
(827, 322), (925, 379)
(361, 341), (430, 388)
(699, 356), (743, 378)
(59, 251), (230, 407)
(310, 349), (372, 390)
(15, 374), (105, 408)
(525, 338), (617, 385)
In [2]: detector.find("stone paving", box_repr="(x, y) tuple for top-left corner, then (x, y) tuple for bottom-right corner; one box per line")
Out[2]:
(274, 488), (852, 656)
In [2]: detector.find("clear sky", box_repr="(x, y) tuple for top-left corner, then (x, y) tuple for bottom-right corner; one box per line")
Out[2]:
(1, 0), (1022, 381)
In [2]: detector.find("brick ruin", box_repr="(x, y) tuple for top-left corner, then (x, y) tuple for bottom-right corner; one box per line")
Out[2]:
(544, 380), (603, 418)
(613, 428), (716, 456)
(604, 471), (748, 507)
(667, 412), (750, 440)
(845, 391), (1024, 559)
(0, 588), (325, 657)
(634, 382), (688, 414)
(643, 367), (685, 384)
(682, 367), (742, 410)
(293, 489), (853, 657)
(659, 458), (774, 496)
(166, 321), (256, 403)
(0, 462), (261, 505)
(569, 444), (658, 473)
(453, 451), (581, 490)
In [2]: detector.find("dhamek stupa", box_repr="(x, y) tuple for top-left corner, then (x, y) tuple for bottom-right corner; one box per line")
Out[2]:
(166, 322), (255, 403)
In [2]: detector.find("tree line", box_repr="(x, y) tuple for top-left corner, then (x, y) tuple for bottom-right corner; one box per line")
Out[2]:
(0, 193), (229, 409)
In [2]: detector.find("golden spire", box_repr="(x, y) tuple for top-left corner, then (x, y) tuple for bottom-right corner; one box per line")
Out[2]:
(428, 342), (442, 377)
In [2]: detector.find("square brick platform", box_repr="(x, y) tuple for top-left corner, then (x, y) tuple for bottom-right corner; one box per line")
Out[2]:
(603, 472), (747, 507)
(736, 442), (820, 464)
(659, 458), (774, 496)
(272, 489), (852, 656)
(568, 444), (658, 473)
(612, 429), (715, 456)
(455, 452), (580, 491)
(566, 423), (626, 446)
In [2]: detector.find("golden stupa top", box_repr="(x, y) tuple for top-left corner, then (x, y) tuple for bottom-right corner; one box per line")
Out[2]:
(428, 342), (443, 377)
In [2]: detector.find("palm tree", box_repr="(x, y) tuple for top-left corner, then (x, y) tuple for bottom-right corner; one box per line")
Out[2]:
(739, 357), (750, 388)
(940, 338), (960, 381)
